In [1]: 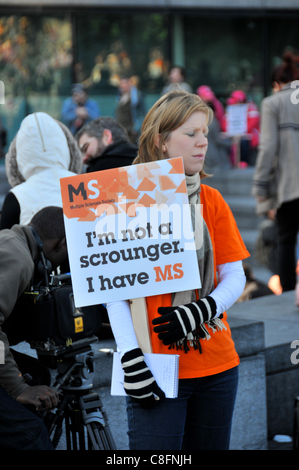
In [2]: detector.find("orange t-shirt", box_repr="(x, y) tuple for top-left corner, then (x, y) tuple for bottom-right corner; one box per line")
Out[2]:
(146, 184), (250, 379)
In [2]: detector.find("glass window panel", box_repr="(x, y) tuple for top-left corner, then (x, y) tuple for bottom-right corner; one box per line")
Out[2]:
(184, 16), (263, 107)
(0, 15), (72, 96)
(0, 15), (72, 149)
(75, 12), (169, 99)
(267, 18), (299, 93)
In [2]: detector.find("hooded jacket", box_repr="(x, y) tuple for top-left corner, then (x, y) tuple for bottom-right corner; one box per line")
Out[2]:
(1, 112), (82, 228)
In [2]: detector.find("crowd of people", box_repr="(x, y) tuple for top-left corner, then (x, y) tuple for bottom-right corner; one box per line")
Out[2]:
(0, 50), (299, 450)
(60, 64), (261, 169)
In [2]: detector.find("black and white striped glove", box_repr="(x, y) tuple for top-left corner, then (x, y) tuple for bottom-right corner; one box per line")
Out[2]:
(121, 348), (165, 408)
(152, 296), (217, 345)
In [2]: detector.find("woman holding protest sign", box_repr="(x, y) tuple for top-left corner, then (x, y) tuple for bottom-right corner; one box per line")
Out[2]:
(107, 90), (250, 450)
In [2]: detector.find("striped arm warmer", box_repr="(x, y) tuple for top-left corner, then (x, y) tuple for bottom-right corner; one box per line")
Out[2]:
(152, 296), (217, 346)
(121, 348), (165, 408)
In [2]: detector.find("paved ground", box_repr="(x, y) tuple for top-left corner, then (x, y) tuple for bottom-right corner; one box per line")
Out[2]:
(268, 440), (293, 450)
(13, 338), (296, 450)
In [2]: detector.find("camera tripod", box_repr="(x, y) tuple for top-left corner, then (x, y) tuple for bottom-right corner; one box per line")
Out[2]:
(37, 338), (116, 450)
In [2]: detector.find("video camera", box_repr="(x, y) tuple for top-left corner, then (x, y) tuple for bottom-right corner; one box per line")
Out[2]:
(29, 272), (99, 345)
(25, 271), (102, 368)
(18, 271), (106, 400)
(2, 238), (103, 376)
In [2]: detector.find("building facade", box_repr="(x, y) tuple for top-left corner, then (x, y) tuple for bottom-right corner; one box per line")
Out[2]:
(0, 0), (298, 146)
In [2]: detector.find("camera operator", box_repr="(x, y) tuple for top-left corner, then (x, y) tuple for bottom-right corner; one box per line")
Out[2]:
(0, 206), (67, 450)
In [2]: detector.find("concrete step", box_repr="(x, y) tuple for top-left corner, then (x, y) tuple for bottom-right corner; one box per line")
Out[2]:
(238, 229), (274, 285)
(205, 171), (272, 281)
(204, 167), (255, 196)
(229, 291), (299, 441)
(204, 170), (261, 241)
(239, 228), (258, 254)
(223, 194), (260, 230)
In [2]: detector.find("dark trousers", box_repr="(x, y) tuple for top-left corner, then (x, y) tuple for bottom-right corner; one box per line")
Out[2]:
(0, 349), (53, 450)
(0, 385), (53, 450)
(126, 366), (239, 450)
(276, 198), (299, 291)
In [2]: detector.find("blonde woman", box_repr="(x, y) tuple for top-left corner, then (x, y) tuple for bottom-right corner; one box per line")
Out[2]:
(107, 91), (249, 450)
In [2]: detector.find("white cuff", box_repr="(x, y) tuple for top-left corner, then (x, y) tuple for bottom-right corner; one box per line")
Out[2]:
(106, 300), (139, 357)
(209, 260), (246, 316)
(107, 261), (246, 354)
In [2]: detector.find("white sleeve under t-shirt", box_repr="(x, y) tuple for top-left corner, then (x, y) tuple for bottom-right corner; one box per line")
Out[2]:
(107, 260), (246, 357)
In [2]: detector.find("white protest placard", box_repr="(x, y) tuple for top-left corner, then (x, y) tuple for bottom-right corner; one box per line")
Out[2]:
(226, 104), (248, 135)
(60, 157), (201, 307)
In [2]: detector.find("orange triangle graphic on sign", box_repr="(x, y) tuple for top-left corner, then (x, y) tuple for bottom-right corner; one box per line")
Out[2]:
(159, 175), (177, 191)
(146, 161), (161, 169)
(118, 168), (129, 186)
(106, 191), (119, 201)
(136, 166), (154, 180)
(175, 179), (187, 193)
(137, 177), (157, 191)
(168, 158), (184, 174)
(137, 193), (156, 207)
(122, 185), (140, 200)
(106, 179), (121, 193)
(78, 209), (97, 222)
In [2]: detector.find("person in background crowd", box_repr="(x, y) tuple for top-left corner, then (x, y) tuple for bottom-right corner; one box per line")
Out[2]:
(202, 101), (231, 170)
(61, 83), (100, 135)
(106, 90), (249, 450)
(76, 116), (138, 173)
(115, 75), (146, 144)
(221, 90), (260, 166)
(236, 263), (275, 302)
(196, 85), (224, 124)
(253, 51), (299, 292)
(255, 208), (282, 296)
(0, 112), (82, 229)
(161, 65), (193, 95)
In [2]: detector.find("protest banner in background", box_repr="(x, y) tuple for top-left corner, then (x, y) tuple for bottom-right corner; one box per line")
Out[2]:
(226, 103), (248, 135)
(60, 157), (201, 307)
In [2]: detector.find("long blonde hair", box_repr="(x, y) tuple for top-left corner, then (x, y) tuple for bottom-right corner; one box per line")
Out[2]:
(134, 90), (213, 177)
